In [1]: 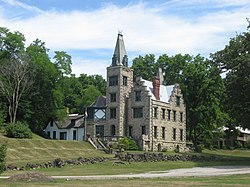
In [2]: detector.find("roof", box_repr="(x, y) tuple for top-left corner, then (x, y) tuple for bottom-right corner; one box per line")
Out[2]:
(223, 127), (250, 135)
(112, 33), (127, 66)
(55, 114), (85, 129)
(90, 95), (106, 108)
(142, 78), (175, 103)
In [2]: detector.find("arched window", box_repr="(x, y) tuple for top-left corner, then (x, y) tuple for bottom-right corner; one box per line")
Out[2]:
(111, 125), (116, 136)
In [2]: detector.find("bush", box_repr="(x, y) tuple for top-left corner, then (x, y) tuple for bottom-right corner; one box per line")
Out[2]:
(118, 137), (138, 150)
(0, 144), (7, 174)
(5, 122), (32, 139)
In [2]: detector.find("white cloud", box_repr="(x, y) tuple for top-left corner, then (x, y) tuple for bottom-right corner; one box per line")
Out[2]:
(0, 1), (249, 76)
(71, 57), (108, 78)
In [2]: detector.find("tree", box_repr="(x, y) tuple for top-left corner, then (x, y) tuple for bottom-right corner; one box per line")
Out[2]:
(132, 54), (226, 150)
(54, 51), (72, 76)
(0, 27), (32, 124)
(211, 31), (250, 129)
(132, 54), (157, 80)
(0, 57), (32, 123)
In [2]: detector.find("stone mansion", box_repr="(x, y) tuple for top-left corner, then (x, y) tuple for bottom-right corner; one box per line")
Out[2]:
(85, 33), (186, 152)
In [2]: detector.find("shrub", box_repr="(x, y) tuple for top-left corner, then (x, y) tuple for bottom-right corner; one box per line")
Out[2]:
(0, 144), (7, 174)
(5, 122), (32, 139)
(118, 137), (138, 150)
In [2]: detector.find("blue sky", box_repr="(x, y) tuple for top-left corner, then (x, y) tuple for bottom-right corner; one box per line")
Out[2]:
(0, 0), (249, 78)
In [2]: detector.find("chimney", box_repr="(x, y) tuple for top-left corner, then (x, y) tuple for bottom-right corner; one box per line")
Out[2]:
(153, 76), (160, 100)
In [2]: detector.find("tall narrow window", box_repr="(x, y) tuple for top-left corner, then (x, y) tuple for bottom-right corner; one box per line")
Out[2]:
(173, 128), (176, 141)
(111, 125), (116, 136)
(135, 91), (141, 101)
(47, 131), (50, 138)
(162, 108), (166, 119)
(110, 108), (116, 119)
(141, 126), (146, 135)
(176, 96), (180, 107)
(154, 107), (158, 118)
(123, 76), (127, 86)
(109, 76), (118, 86)
(180, 112), (183, 122)
(162, 127), (165, 139)
(53, 131), (56, 139)
(73, 130), (77, 140)
(110, 93), (116, 102)
(129, 126), (133, 137)
(167, 110), (171, 121)
(154, 126), (157, 138)
(173, 110), (176, 121)
(180, 129), (183, 141)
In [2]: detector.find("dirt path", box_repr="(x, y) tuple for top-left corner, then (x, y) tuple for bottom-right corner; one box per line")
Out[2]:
(51, 165), (250, 180)
(1, 165), (250, 180)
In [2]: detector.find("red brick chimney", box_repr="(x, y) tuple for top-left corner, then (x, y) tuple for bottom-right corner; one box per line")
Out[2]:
(153, 76), (160, 100)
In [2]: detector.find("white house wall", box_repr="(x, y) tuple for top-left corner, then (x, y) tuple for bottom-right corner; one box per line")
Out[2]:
(44, 121), (84, 141)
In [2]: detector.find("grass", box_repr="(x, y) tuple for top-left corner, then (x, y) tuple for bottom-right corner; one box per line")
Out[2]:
(0, 134), (111, 166)
(0, 174), (250, 187)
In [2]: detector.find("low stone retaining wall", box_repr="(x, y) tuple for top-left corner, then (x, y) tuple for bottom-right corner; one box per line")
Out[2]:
(5, 157), (110, 171)
(115, 152), (220, 162)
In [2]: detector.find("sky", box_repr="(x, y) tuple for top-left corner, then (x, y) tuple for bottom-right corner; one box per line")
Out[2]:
(0, 0), (249, 78)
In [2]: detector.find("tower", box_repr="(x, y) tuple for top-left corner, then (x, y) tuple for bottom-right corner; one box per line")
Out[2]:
(105, 33), (133, 137)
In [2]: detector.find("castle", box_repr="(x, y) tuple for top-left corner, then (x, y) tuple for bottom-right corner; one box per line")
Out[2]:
(87, 33), (186, 151)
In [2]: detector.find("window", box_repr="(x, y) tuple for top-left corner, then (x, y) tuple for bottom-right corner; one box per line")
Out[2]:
(123, 76), (127, 86)
(110, 93), (116, 102)
(110, 108), (116, 119)
(129, 126), (133, 137)
(180, 129), (183, 141)
(111, 125), (116, 136)
(135, 91), (141, 101)
(141, 126), (146, 135)
(53, 131), (56, 139)
(167, 110), (171, 121)
(154, 126), (157, 138)
(96, 125), (104, 137)
(133, 108), (143, 118)
(162, 108), (166, 119)
(172, 128), (176, 141)
(180, 112), (183, 122)
(109, 76), (118, 86)
(173, 110), (176, 121)
(60, 132), (67, 140)
(176, 96), (181, 107)
(47, 131), (50, 138)
(162, 127), (165, 139)
(154, 107), (158, 118)
(73, 130), (77, 140)
(50, 121), (53, 127)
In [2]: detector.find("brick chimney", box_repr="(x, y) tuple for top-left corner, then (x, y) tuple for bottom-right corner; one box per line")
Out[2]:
(153, 76), (160, 100)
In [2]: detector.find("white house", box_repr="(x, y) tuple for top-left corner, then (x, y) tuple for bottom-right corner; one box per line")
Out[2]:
(44, 114), (85, 141)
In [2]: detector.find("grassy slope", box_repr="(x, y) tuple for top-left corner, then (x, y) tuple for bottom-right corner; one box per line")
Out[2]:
(0, 133), (111, 166)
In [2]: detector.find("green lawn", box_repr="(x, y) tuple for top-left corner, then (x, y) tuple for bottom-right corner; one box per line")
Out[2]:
(0, 135), (111, 166)
(1, 174), (250, 187)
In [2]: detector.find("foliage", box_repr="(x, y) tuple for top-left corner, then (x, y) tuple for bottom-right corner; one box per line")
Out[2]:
(211, 31), (250, 129)
(132, 54), (157, 80)
(5, 121), (32, 139)
(118, 137), (138, 150)
(132, 54), (226, 150)
(0, 143), (7, 174)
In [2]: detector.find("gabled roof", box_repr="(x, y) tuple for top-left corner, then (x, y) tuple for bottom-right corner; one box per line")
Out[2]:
(55, 114), (85, 129)
(90, 95), (106, 108)
(142, 78), (175, 103)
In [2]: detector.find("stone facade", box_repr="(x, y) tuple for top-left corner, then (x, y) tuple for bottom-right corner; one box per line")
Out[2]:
(104, 33), (186, 151)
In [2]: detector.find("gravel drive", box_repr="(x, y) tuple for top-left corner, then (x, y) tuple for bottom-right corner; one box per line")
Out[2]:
(51, 165), (250, 180)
